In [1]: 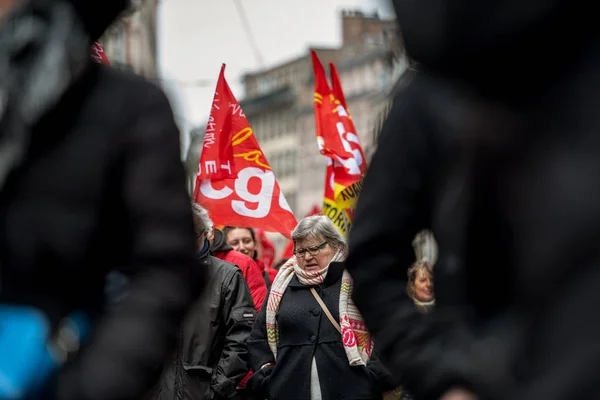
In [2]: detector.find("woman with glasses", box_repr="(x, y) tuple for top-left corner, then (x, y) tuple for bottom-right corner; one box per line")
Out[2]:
(246, 216), (396, 400)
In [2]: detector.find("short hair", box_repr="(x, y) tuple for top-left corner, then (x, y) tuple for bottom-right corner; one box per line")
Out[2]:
(291, 215), (347, 253)
(191, 202), (213, 235)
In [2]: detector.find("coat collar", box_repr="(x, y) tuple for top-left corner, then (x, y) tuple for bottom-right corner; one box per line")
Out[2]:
(288, 261), (345, 288)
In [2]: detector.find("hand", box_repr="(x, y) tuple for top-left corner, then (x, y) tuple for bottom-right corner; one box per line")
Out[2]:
(440, 388), (476, 400)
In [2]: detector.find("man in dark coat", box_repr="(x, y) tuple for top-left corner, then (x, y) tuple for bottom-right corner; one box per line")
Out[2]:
(0, 0), (205, 398)
(346, 1), (600, 399)
(148, 203), (255, 400)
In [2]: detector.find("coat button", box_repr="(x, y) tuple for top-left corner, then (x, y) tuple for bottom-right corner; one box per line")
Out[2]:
(310, 335), (317, 342)
(310, 308), (320, 316)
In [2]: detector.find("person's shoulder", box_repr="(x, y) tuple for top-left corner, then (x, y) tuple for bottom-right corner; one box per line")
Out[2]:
(90, 65), (172, 112)
(389, 72), (436, 116)
(226, 250), (256, 267)
(209, 255), (243, 277)
(95, 65), (159, 91)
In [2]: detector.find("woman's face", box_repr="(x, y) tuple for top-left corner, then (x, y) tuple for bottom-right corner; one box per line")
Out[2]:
(412, 269), (434, 302)
(294, 237), (335, 273)
(226, 228), (256, 259)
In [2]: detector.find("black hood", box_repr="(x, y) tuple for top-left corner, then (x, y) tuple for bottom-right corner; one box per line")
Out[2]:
(65, 0), (130, 40)
(210, 229), (232, 254)
(393, 0), (600, 100)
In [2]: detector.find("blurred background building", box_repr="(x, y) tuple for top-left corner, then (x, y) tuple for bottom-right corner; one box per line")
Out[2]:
(100, 0), (190, 159)
(101, 0), (159, 78)
(185, 10), (414, 215)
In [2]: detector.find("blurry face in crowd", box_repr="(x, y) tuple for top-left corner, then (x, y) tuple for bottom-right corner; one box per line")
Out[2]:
(226, 228), (256, 259)
(412, 269), (434, 302)
(294, 237), (335, 273)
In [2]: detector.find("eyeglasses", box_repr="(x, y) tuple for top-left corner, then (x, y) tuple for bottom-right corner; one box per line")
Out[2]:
(293, 242), (327, 257)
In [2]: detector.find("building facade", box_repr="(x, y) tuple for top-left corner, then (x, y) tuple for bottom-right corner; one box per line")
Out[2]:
(100, 0), (159, 79)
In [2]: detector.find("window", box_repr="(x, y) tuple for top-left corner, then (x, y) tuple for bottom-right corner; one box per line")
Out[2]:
(257, 77), (275, 95)
(272, 112), (281, 138)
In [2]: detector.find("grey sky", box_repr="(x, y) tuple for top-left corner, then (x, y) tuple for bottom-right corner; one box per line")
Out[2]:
(157, 0), (394, 135)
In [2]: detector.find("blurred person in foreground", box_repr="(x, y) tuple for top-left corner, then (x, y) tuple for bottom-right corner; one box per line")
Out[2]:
(0, 0), (205, 398)
(148, 204), (255, 400)
(346, 0), (600, 399)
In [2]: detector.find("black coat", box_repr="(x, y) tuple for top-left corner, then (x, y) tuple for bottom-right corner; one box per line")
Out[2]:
(0, 64), (204, 400)
(247, 261), (392, 400)
(346, 1), (600, 399)
(148, 253), (256, 400)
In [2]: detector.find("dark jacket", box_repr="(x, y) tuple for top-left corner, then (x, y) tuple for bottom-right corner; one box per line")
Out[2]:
(347, 2), (600, 400)
(148, 253), (256, 400)
(247, 261), (393, 400)
(0, 2), (204, 399)
(0, 60), (203, 400)
(211, 229), (268, 310)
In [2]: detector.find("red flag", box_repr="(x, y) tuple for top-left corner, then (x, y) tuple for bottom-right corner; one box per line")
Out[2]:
(311, 51), (354, 161)
(194, 64), (297, 237)
(311, 51), (367, 210)
(329, 63), (347, 110)
(90, 41), (110, 65)
(311, 51), (367, 237)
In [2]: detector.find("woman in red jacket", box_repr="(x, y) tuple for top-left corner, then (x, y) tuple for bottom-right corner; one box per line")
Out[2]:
(210, 228), (267, 310)
(222, 227), (278, 286)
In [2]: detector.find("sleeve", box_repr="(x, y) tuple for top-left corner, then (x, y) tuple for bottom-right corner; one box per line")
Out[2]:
(366, 353), (397, 393)
(244, 258), (267, 312)
(212, 269), (256, 399)
(56, 83), (205, 400)
(245, 294), (275, 397)
(347, 91), (433, 341)
(346, 91), (471, 400)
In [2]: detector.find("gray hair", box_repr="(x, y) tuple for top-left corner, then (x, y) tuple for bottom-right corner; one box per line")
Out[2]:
(191, 202), (213, 235)
(291, 215), (347, 253)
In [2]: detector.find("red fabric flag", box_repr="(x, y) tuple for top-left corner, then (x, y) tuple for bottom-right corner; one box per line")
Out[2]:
(311, 51), (367, 211)
(329, 62), (347, 109)
(310, 52), (366, 238)
(90, 41), (111, 65)
(194, 64), (297, 238)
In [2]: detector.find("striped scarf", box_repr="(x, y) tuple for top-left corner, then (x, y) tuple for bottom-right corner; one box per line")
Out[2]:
(266, 251), (374, 366)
